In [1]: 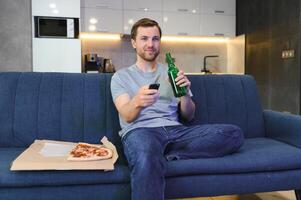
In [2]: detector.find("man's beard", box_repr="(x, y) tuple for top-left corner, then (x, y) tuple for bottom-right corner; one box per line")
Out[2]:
(137, 48), (160, 62)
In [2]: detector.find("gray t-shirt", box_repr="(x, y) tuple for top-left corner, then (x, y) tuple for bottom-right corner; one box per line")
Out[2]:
(111, 63), (182, 138)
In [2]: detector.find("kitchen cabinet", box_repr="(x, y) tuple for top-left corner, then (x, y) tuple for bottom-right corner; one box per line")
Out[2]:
(33, 39), (81, 72)
(200, 14), (235, 37)
(162, 0), (200, 13)
(82, 0), (123, 9)
(199, 0), (235, 37)
(32, 0), (80, 18)
(124, 0), (162, 11)
(162, 12), (199, 36)
(162, 0), (200, 36)
(123, 10), (162, 34)
(82, 8), (123, 33)
(200, 0), (235, 15)
(80, 0), (236, 37)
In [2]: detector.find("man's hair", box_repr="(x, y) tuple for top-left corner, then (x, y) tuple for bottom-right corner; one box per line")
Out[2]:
(130, 18), (162, 40)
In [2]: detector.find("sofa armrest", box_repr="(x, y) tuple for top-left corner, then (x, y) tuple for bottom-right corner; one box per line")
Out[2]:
(264, 109), (301, 148)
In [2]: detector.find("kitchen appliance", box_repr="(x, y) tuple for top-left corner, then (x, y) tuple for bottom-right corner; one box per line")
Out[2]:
(32, 0), (81, 73)
(34, 16), (79, 38)
(103, 59), (115, 73)
(84, 54), (103, 73)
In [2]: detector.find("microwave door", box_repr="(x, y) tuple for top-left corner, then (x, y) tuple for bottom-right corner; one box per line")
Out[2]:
(38, 18), (67, 38)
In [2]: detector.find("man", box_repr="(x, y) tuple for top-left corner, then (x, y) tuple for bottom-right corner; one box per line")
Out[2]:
(111, 18), (244, 200)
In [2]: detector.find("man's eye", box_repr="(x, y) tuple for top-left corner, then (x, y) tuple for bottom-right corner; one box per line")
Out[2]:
(141, 37), (148, 41)
(153, 37), (160, 41)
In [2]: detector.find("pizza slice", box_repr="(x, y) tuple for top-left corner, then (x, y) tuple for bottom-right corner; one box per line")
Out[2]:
(67, 142), (113, 161)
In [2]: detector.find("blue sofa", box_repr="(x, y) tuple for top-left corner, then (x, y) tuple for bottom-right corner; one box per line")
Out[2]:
(1, 72), (301, 200)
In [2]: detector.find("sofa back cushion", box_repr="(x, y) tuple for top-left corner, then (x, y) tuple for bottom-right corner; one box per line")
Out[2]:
(0, 73), (264, 148)
(0, 72), (122, 148)
(186, 75), (265, 138)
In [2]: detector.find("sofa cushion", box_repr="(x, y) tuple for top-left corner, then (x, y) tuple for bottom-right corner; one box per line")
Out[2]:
(0, 148), (130, 188)
(0, 72), (123, 151)
(3, 138), (301, 187)
(186, 75), (265, 138)
(166, 137), (301, 177)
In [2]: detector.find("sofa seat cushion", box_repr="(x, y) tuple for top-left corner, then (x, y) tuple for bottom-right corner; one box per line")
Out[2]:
(0, 148), (130, 187)
(3, 137), (301, 187)
(166, 137), (301, 177)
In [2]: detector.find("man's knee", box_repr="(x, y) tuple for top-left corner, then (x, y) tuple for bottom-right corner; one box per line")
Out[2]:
(222, 124), (244, 152)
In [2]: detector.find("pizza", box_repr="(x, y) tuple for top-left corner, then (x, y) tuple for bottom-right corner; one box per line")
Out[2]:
(67, 142), (113, 161)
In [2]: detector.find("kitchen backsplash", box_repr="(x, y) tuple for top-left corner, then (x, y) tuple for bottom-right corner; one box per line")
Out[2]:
(81, 35), (244, 73)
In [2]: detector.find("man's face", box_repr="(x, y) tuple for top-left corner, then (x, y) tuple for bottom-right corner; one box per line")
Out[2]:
(131, 26), (161, 62)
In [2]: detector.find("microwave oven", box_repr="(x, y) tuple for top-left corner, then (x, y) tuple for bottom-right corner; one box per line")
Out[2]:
(34, 16), (79, 38)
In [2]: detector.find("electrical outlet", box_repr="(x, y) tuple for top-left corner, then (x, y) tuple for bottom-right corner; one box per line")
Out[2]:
(282, 49), (295, 59)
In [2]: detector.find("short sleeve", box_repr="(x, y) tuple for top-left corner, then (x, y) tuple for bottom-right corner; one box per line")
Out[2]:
(110, 73), (128, 101)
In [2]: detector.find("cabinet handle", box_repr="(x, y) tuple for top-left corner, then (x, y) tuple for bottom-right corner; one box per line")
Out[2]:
(178, 8), (188, 12)
(139, 7), (149, 11)
(214, 33), (225, 36)
(214, 10), (225, 14)
(96, 4), (109, 9)
(178, 32), (188, 36)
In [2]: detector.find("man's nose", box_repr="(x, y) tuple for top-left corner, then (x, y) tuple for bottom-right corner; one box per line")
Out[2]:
(147, 39), (154, 46)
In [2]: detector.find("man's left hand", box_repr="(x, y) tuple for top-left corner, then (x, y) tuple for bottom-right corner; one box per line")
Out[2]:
(175, 70), (191, 91)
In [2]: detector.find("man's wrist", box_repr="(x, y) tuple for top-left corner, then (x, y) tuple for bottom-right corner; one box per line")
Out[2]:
(132, 95), (142, 109)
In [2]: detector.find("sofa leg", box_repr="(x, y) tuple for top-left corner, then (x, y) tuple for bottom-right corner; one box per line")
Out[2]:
(295, 190), (301, 200)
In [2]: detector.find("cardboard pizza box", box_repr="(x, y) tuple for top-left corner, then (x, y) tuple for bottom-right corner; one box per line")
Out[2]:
(10, 137), (118, 171)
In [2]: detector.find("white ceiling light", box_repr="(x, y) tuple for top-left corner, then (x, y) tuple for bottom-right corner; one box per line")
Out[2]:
(89, 18), (98, 24)
(80, 33), (121, 40)
(49, 3), (56, 9)
(52, 9), (59, 14)
(128, 19), (134, 25)
(161, 35), (229, 43)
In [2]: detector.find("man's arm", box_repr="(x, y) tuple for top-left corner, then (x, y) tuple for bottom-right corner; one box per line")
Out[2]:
(114, 86), (159, 123)
(176, 71), (195, 122)
(179, 93), (195, 122)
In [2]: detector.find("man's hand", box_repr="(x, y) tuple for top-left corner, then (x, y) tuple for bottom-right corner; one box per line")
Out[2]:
(175, 70), (191, 92)
(133, 85), (160, 108)
(175, 70), (195, 122)
(114, 85), (159, 123)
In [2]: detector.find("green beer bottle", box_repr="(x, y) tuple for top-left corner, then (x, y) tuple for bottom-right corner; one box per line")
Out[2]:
(166, 52), (187, 97)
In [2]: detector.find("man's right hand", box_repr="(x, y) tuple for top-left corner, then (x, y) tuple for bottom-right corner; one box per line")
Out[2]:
(114, 85), (160, 123)
(133, 85), (160, 108)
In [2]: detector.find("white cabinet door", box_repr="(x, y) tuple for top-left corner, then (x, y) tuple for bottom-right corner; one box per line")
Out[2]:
(162, 12), (199, 36)
(200, 0), (235, 15)
(32, 0), (80, 17)
(83, 8), (123, 33)
(163, 0), (200, 13)
(200, 14), (235, 37)
(82, 0), (123, 9)
(33, 38), (81, 72)
(124, 0), (162, 11)
(123, 11), (163, 34)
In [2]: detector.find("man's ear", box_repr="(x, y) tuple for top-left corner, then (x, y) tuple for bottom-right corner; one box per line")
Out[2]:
(131, 38), (136, 49)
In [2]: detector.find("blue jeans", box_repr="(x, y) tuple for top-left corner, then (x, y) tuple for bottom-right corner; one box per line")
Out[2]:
(122, 124), (244, 200)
